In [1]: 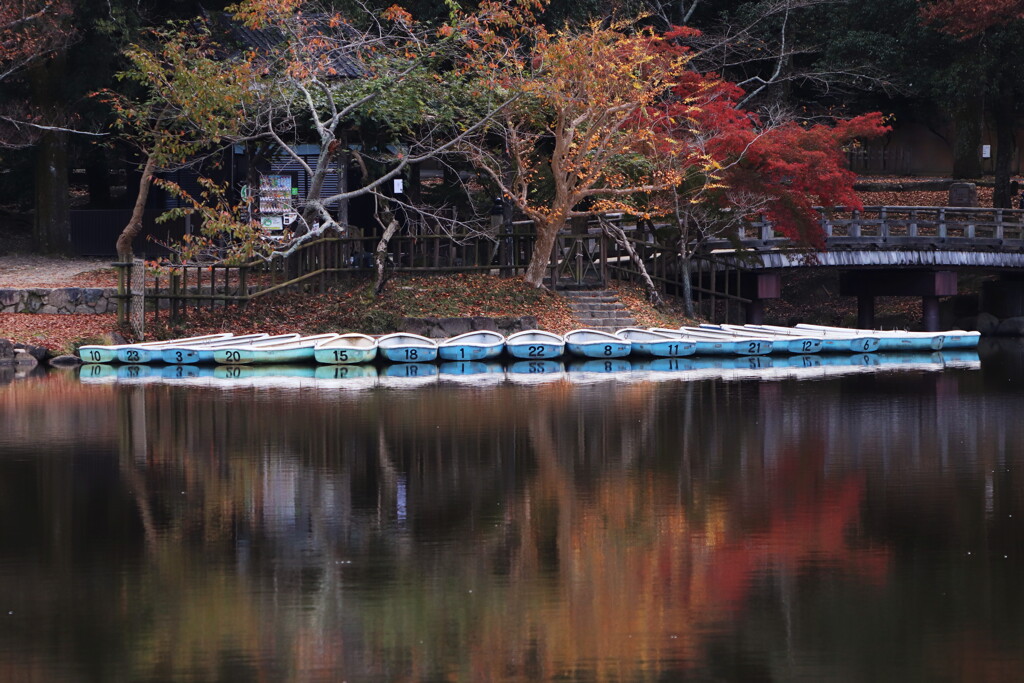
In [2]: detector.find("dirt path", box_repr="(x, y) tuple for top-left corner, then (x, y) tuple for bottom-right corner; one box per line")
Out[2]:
(0, 255), (117, 288)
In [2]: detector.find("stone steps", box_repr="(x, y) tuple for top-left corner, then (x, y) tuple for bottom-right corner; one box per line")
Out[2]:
(561, 288), (638, 332)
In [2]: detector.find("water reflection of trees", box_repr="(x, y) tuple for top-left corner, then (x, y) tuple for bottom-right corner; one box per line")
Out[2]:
(1, 371), (1024, 679)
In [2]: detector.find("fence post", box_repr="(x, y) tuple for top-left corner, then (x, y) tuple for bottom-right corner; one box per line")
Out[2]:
(115, 262), (128, 327)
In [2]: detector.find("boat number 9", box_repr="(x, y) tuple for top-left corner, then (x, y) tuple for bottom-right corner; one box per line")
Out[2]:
(405, 349), (418, 360)
(333, 350), (348, 361)
(225, 350), (241, 362)
(125, 350), (139, 362)
(87, 350), (102, 362)
(748, 342), (761, 354)
(603, 345), (613, 356)
(528, 345), (544, 357)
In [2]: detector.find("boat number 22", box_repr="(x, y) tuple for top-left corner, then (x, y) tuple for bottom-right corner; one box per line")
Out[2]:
(527, 345), (546, 357)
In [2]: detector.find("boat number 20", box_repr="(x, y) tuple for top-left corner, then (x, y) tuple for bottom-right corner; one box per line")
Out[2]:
(224, 350), (241, 362)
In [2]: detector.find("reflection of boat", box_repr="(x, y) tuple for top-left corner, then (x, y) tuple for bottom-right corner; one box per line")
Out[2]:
(437, 331), (506, 361)
(160, 333), (283, 364)
(78, 363), (118, 382)
(378, 362), (439, 388)
(568, 359), (633, 374)
(563, 329), (632, 359)
(707, 324), (822, 354)
(505, 330), (565, 360)
(377, 333), (439, 363)
(115, 364), (160, 382)
(213, 364), (318, 380)
(313, 333), (378, 365)
(160, 364), (217, 380)
(313, 364), (379, 381)
(213, 334), (339, 365)
(616, 328), (697, 357)
(506, 360), (566, 383)
(79, 333), (229, 364)
(439, 361), (504, 376)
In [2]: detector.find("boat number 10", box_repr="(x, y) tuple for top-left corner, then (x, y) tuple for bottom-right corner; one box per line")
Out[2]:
(86, 350), (103, 362)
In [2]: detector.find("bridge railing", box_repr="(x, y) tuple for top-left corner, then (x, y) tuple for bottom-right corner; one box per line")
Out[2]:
(735, 206), (1024, 249)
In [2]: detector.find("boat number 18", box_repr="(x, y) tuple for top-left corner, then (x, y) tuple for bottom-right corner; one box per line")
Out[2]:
(404, 349), (419, 360)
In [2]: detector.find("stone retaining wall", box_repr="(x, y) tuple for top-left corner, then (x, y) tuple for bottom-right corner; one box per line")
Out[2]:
(0, 287), (118, 314)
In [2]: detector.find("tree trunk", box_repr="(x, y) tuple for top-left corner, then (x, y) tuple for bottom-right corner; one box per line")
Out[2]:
(680, 255), (695, 319)
(600, 218), (664, 307)
(116, 155), (157, 262)
(374, 216), (400, 296)
(952, 98), (983, 179)
(524, 218), (561, 288)
(993, 101), (1016, 208)
(30, 57), (72, 255)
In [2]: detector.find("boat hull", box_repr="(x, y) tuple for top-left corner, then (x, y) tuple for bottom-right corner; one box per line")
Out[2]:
(313, 346), (378, 364)
(379, 346), (438, 363)
(565, 340), (631, 359)
(438, 344), (503, 361)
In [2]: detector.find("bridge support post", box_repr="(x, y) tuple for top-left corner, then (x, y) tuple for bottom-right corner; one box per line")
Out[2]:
(840, 270), (957, 330)
(922, 296), (941, 331)
(857, 295), (875, 329)
(746, 299), (765, 324)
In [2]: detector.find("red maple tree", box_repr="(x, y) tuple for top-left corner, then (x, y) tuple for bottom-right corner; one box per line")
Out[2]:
(919, 0), (1024, 38)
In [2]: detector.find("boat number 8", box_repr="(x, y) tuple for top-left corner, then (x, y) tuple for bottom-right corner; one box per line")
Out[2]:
(603, 345), (612, 356)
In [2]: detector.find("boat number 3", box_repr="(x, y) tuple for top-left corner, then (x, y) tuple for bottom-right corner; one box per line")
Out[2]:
(528, 345), (545, 357)
(333, 350), (348, 361)
(225, 350), (241, 362)
(404, 349), (418, 360)
(125, 350), (140, 362)
(87, 350), (102, 362)
(603, 345), (613, 356)
(174, 351), (184, 362)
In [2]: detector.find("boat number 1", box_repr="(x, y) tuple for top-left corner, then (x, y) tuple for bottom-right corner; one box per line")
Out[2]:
(333, 350), (348, 361)
(404, 349), (418, 361)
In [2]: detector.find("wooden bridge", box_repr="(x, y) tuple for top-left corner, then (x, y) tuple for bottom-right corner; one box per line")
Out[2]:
(697, 206), (1024, 330)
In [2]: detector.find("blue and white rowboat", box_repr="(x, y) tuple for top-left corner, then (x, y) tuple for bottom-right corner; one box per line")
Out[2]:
(795, 324), (977, 351)
(313, 333), (378, 365)
(651, 327), (773, 356)
(115, 333), (234, 364)
(377, 333), (439, 363)
(159, 333), (279, 364)
(616, 328), (697, 357)
(709, 324), (823, 354)
(438, 330), (506, 361)
(749, 324), (880, 353)
(505, 329), (565, 360)
(79, 334), (227, 364)
(213, 334), (339, 364)
(679, 326), (775, 356)
(563, 329), (632, 359)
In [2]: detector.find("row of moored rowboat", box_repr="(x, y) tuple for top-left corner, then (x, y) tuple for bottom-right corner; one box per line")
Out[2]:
(78, 324), (980, 366)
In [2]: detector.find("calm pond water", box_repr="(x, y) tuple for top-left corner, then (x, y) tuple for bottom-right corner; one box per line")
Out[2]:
(1, 344), (1023, 681)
